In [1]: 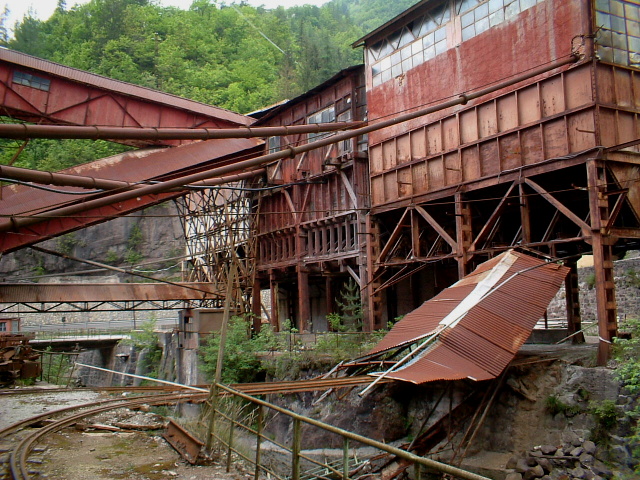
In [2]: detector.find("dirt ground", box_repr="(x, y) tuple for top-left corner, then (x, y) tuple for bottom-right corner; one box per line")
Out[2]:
(38, 429), (252, 480)
(1, 388), (256, 480)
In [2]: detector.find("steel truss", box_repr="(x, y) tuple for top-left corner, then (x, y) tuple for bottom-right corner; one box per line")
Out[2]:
(369, 154), (640, 360)
(176, 181), (259, 314)
(0, 299), (187, 313)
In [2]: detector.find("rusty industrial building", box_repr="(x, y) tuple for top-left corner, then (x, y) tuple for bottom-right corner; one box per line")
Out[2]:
(0, 0), (639, 368)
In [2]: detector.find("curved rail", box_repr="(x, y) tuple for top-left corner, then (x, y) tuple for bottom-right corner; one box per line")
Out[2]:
(3, 392), (205, 480)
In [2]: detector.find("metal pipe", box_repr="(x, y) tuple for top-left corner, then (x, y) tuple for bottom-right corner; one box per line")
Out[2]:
(0, 121), (364, 141)
(0, 54), (578, 234)
(0, 163), (264, 191)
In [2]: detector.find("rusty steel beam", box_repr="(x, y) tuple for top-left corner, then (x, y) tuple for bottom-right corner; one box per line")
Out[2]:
(0, 122), (363, 141)
(0, 54), (578, 237)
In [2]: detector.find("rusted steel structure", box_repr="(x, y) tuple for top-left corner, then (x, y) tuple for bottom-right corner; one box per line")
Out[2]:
(0, 48), (262, 255)
(353, 0), (640, 363)
(250, 66), (369, 332)
(0, 49), (250, 147)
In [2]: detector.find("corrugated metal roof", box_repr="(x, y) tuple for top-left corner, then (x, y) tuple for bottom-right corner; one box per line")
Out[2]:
(0, 137), (262, 217)
(0, 48), (252, 126)
(366, 250), (569, 384)
(0, 283), (222, 302)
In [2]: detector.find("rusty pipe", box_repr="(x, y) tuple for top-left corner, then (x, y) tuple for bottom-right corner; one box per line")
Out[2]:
(0, 54), (579, 233)
(0, 163), (264, 192)
(0, 122), (364, 141)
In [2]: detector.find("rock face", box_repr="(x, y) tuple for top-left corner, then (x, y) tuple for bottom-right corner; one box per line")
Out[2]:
(0, 202), (184, 280)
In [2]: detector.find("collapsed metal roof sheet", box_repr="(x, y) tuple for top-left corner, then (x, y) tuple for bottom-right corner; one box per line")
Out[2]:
(367, 250), (569, 384)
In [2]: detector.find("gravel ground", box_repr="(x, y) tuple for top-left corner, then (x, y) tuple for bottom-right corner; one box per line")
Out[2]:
(0, 384), (258, 479)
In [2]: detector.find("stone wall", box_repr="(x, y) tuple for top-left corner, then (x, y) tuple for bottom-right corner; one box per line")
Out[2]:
(546, 252), (640, 325)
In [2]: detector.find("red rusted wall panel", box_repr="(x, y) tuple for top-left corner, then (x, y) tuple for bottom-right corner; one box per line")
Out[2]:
(0, 49), (250, 147)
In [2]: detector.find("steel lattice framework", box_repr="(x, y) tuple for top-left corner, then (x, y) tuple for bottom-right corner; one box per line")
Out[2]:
(176, 181), (259, 313)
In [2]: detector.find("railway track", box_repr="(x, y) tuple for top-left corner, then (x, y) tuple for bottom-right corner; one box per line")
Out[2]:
(0, 391), (206, 480)
(0, 375), (384, 479)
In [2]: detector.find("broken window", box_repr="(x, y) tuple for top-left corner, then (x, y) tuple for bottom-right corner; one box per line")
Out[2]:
(13, 71), (51, 91)
(595, 0), (640, 68)
(368, 0), (546, 88)
(307, 106), (336, 143)
(267, 136), (280, 154)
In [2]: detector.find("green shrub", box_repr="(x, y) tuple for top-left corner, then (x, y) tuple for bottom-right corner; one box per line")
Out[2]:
(613, 318), (640, 464)
(200, 315), (264, 384)
(545, 394), (582, 417)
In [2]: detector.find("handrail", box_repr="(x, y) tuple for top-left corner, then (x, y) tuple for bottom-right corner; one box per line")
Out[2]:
(207, 382), (492, 480)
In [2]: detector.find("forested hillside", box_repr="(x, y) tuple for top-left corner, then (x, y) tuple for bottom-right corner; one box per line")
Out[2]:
(0, 0), (415, 171)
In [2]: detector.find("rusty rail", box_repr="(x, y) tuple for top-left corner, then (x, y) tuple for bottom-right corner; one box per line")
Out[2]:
(203, 382), (492, 480)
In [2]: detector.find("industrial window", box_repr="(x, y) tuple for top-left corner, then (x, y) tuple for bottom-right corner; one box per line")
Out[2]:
(594, 0), (640, 68)
(267, 136), (280, 153)
(336, 110), (353, 155)
(13, 71), (51, 91)
(369, 0), (546, 87)
(307, 106), (336, 143)
(0, 322), (6, 332)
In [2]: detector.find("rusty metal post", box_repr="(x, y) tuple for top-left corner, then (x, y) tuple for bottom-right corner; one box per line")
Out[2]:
(564, 260), (584, 343)
(342, 437), (350, 480)
(587, 159), (618, 365)
(455, 192), (472, 278)
(254, 405), (264, 480)
(292, 418), (301, 480)
(226, 415), (235, 472)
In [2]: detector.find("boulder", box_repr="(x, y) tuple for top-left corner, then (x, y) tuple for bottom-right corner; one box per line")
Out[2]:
(537, 457), (552, 473)
(582, 441), (596, 455)
(569, 466), (587, 479)
(541, 445), (558, 455)
(505, 473), (523, 480)
(523, 464), (545, 480)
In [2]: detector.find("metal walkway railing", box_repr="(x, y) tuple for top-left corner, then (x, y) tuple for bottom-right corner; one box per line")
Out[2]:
(200, 382), (491, 480)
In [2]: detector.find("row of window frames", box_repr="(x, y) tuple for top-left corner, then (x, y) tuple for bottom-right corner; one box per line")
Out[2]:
(595, 0), (640, 19)
(370, 0), (541, 75)
(598, 28), (640, 51)
(596, 12), (640, 36)
(371, 28), (447, 75)
(597, 45), (640, 65)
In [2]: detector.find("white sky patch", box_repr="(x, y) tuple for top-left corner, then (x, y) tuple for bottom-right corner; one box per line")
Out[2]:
(2, 0), (328, 37)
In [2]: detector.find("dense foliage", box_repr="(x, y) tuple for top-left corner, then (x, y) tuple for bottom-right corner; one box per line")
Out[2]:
(3, 0), (415, 113)
(0, 0), (415, 171)
(613, 319), (640, 463)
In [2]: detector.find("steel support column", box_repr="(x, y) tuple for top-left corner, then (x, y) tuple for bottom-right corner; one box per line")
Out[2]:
(587, 159), (618, 365)
(455, 192), (472, 278)
(564, 259), (584, 344)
